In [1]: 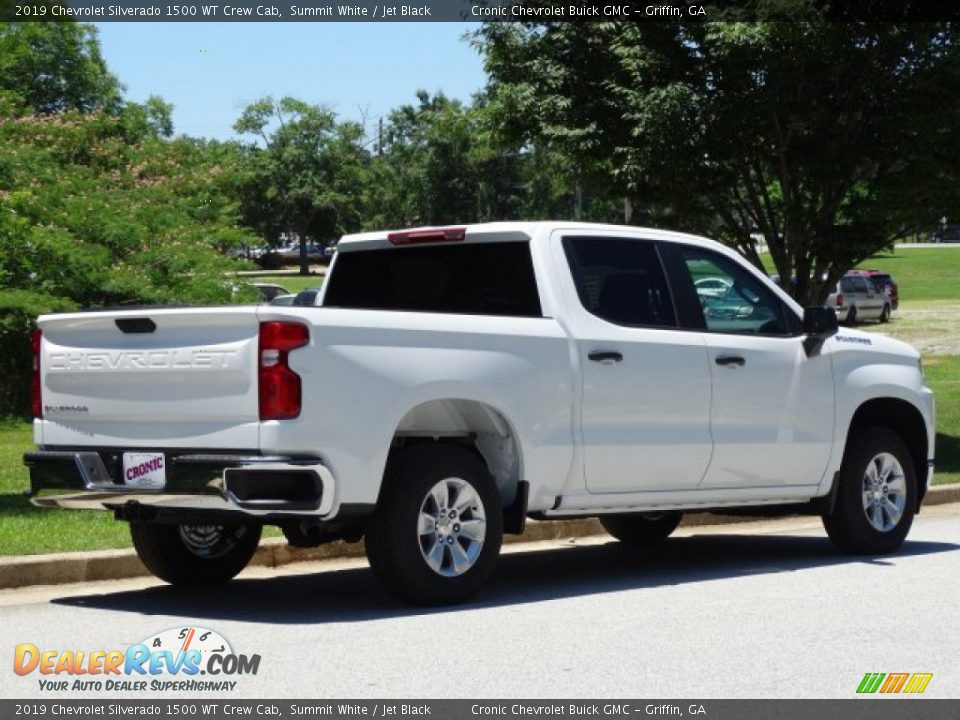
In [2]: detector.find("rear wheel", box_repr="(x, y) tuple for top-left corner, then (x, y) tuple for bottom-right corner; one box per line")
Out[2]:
(880, 304), (891, 323)
(130, 522), (261, 586)
(600, 511), (683, 545)
(822, 427), (916, 554)
(365, 444), (503, 605)
(846, 306), (858, 325)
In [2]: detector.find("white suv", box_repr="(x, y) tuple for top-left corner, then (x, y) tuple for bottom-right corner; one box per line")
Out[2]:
(828, 274), (892, 324)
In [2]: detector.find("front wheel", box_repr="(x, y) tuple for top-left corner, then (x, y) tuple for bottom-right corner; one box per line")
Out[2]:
(822, 427), (916, 554)
(365, 444), (503, 605)
(130, 522), (262, 586)
(600, 511), (683, 545)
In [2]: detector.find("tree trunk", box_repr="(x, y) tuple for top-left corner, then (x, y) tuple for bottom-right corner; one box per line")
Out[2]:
(574, 173), (583, 220)
(298, 231), (309, 276)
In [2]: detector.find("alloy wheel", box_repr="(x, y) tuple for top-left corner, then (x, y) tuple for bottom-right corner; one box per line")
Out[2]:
(178, 524), (238, 559)
(417, 477), (487, 577)
(861, 452), (907, 533)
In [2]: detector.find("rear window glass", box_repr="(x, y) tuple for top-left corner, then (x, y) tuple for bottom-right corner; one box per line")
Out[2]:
(323, 242), (542, 317)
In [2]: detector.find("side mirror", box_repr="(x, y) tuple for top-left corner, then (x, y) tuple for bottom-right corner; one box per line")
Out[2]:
(802, 306), (838, 355)
(803, 306), (839, 338)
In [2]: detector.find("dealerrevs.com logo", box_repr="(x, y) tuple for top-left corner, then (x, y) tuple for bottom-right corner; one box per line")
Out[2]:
(13, 626), (260, 693)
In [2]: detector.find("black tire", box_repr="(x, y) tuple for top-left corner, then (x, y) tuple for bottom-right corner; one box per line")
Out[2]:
(880, 304), (891, 323)
(822, 427), (916, 555)
(600, 511), (683, 545)
(130, 522), (261, 586)
(846, 306), (858, 326)
(365, 444), (503, 606)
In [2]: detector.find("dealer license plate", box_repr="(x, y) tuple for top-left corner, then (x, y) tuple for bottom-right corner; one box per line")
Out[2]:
(122, 452), (167, 490)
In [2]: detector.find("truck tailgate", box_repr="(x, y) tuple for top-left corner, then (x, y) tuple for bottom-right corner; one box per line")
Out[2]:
(36, 307), (261, 449)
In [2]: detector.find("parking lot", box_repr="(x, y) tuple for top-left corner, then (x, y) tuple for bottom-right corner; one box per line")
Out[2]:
(3, 505), (959, 698)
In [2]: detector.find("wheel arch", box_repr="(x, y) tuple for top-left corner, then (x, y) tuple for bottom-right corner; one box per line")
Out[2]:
(845, 397), (929, 507)
(387, 398), (526, 516)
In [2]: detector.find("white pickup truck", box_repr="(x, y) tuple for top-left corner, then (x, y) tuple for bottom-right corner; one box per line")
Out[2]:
(24, 222), (935, 604)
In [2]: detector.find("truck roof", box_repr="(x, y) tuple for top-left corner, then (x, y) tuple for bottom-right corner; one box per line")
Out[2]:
(338, 221), (726, 252)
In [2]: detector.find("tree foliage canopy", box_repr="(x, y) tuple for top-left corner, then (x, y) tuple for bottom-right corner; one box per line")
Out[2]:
(0, 22), (122, 114)
(367, 91), (479, 227)
(0, 103), (257, 307)
(476, 18), (960, 303)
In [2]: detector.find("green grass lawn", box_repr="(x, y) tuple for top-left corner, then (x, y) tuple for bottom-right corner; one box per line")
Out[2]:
(0, 421), (132, 556)
(760, 246), (960, 303)
(3, 350), (959, 555)
(858, 247), (960, 303)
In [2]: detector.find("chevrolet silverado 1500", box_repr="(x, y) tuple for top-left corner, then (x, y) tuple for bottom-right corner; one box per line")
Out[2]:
(24, 222), (935, 604)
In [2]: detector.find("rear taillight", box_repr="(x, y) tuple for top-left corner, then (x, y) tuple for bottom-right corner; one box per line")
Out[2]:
(258, 322), (309, 421)
(387, 227), (466, 245)
(836, 293), (844, 308)
(31, 329), (42, 419)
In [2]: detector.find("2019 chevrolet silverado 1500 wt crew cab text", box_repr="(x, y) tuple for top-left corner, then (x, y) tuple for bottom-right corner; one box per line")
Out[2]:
(24, 222), (935, 604)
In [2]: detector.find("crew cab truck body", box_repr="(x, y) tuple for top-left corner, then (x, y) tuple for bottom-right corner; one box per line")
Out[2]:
(24, 222), (935, 604)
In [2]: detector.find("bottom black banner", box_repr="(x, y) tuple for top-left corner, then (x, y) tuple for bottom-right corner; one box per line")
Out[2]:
(3, 700), (959, 720)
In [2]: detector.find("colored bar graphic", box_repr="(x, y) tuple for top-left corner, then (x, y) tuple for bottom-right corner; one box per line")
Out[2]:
(857, 673), (886, 694)
(903, 673), (934, 694)
(880, 673), (909, 693)
(857, 672), (932, 694)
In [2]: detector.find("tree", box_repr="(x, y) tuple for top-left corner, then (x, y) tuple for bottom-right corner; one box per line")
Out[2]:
(0, 22), (121, 114)
(476, 17), (960, 304)
(365, 91), (546, 229)
(121, 96), (175, 139)
(367, 91), (481, 228)
(234, 97), (368, 274)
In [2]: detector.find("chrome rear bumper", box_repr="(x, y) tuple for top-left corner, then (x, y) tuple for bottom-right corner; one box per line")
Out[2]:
(23, 449), (336, 519)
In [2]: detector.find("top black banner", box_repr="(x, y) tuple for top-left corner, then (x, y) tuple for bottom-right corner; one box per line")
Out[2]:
(2, 0), (960, 23)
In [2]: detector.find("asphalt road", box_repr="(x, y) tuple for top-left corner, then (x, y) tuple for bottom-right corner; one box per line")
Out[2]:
(3, 505), (959, 700)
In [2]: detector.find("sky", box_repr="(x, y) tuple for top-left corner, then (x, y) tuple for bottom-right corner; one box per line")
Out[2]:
(94, 22), (488, 140)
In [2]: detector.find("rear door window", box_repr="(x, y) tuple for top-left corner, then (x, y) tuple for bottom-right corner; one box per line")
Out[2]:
(562, 237), (677, 328)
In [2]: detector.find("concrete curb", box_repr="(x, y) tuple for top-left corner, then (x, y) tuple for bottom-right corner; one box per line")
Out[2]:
(3, 484), (959, 591)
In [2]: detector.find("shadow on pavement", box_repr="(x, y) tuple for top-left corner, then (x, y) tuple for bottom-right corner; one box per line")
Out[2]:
(51, 534), (957, 623)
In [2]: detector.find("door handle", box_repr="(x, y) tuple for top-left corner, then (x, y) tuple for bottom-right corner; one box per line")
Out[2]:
(588, 351), (623, 364)
(715, 355), (745, 367)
